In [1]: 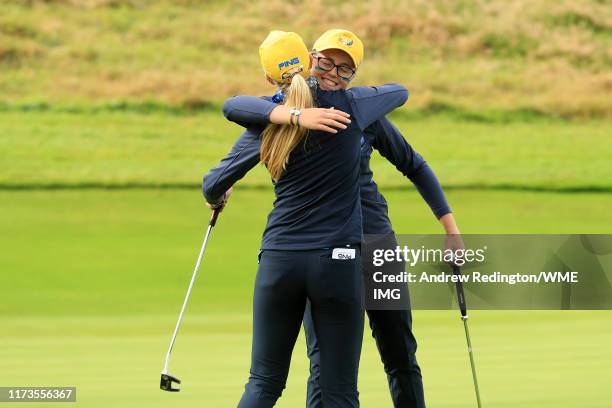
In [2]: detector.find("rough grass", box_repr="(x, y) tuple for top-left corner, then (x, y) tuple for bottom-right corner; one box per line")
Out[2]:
(0, 0), (611, 117)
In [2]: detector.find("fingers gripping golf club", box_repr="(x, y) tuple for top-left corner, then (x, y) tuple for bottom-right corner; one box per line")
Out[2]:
(452, 264), (483, 408)
(160, 209), (220, 392)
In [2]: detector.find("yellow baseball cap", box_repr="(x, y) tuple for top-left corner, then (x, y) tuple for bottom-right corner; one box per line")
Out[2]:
(312, 29), (364, 68)
(259, 31), (311, 84)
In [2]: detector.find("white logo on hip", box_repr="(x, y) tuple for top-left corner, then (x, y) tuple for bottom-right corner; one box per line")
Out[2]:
(332, 248), (356, 260)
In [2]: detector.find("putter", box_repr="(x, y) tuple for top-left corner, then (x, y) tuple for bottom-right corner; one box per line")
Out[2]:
(452, 264), (483, 408)
(160, 209), (221, 392)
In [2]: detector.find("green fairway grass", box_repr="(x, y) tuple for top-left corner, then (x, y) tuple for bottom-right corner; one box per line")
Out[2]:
(1, 189), (611, 406)
(2, 189), (611, 317)
(2, 312), (611, 408)
(1, 111), (611, 191)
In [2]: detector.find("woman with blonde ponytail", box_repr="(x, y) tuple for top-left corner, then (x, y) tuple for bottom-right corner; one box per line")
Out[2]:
(259, 73), (315, 181)
(203, 30), (408, 408)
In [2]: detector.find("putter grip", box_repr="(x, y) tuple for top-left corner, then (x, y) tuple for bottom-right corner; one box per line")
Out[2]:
(209, 209), (220, 227)
(452, 264), (468, 318)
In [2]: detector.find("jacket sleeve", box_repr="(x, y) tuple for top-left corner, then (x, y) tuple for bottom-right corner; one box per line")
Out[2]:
(202, 126), (263, 204)
(368, 117), (451, 219)
(346, 84), (409, 131)
(222, 96), (277, 128)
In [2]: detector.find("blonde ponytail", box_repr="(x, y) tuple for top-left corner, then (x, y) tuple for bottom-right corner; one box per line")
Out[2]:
(260, 74), (315, 181)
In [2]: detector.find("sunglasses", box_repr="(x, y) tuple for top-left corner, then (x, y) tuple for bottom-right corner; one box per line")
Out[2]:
(312, 55), (356, 81)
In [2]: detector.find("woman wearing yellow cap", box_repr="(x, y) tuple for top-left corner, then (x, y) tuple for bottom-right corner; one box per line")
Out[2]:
(203, 30), (409, 407)
(221, 29), (462, 408)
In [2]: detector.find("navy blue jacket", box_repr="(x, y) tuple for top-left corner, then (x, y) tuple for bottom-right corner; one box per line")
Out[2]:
(358, 119), (450, 233)
(203, 84), (408, 249)
(219, 93), (451, 235)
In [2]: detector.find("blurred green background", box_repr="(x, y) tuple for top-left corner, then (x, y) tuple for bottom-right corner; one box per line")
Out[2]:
(1, 1), (611, 407)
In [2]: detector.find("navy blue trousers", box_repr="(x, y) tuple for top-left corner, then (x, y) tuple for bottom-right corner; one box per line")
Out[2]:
(305, 230), (425, 408)
(304, 305), (425, 408)
(237, 248), (364, 408)
(304, 304), (425, 407)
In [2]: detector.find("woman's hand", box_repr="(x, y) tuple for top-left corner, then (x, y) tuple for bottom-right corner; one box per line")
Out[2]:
(269, 106), (351, 133)
(445, 233), (465, 254)
(298, 107), (351, 133)
(439, 213), (465, 256)
(206, 187), (233, 212)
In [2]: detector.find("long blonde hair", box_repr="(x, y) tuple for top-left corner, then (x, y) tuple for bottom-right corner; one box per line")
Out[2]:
(260, 74), (315, 181)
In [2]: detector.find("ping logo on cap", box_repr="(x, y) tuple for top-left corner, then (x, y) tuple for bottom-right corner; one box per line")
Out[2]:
(337, 35), (353, 47)
(278, 57), (300, 70)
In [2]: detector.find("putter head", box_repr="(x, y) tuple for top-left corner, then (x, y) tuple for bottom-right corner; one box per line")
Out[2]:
(160, 373), (181, 392)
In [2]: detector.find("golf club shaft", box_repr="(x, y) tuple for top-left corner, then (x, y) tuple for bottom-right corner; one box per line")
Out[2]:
(452, 264), (483, 408)
(463, 318), (482, 408)
(162, 217), (216, 374)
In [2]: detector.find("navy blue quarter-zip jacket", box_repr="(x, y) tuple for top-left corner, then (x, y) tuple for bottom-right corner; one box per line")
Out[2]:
(203, 84), (409, 250)
(358, 118), (450, 234)
(217, 90), (451, 236)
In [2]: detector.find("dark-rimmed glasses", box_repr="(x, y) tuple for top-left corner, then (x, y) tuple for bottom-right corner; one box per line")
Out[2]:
(312, 54), (356, 81)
